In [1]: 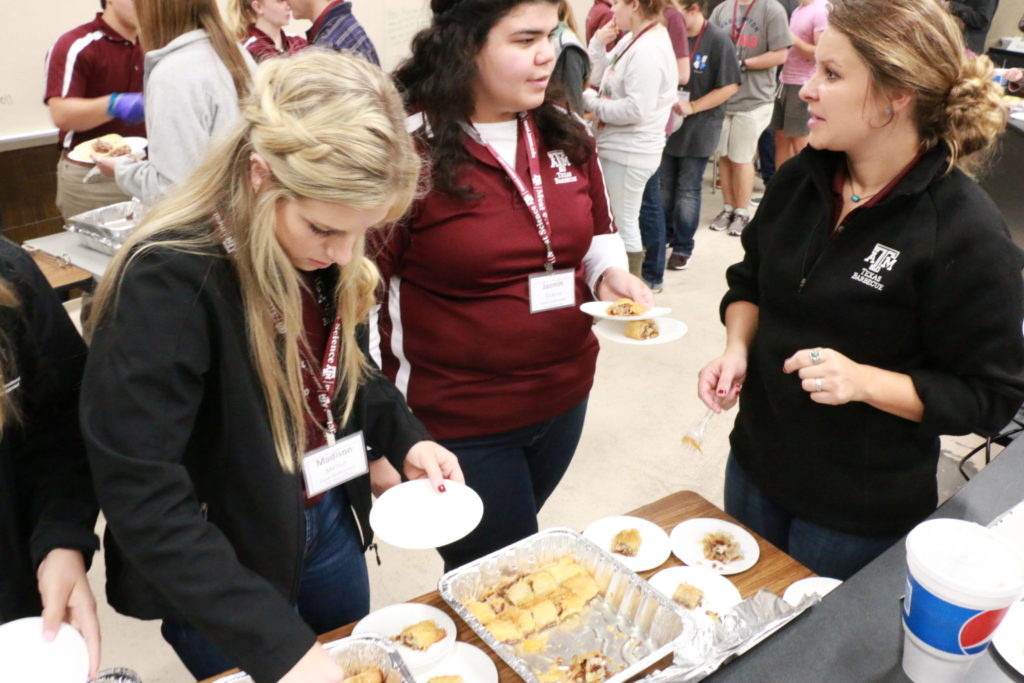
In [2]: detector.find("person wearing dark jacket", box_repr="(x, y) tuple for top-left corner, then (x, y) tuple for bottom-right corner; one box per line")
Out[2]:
(698, 0), (1024, 580)
(82, 51), (461, 683)
(0, 239), (100, 677)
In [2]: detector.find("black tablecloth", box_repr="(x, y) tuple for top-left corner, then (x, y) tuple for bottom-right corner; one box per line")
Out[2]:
(709, 438), (1024, 682)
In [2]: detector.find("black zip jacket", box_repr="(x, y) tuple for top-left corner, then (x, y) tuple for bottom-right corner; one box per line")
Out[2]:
(722, 142), (1024, 537)
(81, 244), (430, 682)
(0, 238), (98, 622)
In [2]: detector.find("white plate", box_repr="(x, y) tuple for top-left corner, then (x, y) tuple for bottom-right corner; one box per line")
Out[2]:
(67, 136), (147, 164)
(993, 600), (1024, 675)
(580, 300), (672, 321)
(369, 479), (483, 550)
(583, 515), (672, 572)
(415, 641), (498, 683)
(648, 565), (742, 622)
(669, 518), (760, 575)
(0, 617), (89, 682)
(782, 577), (843, 607)
(593, 317), (688, 346)
(352, 603), (457, 673)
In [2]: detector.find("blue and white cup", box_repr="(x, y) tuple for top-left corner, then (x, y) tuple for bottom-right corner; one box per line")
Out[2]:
(902, 519), (1024, 682)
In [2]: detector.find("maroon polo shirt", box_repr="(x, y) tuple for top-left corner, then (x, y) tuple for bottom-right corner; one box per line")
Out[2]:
(243, 24), (308, 63)
(45, 13), (145, 149)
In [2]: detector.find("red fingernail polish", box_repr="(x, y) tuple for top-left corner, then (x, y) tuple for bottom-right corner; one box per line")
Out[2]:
(717, 389), (726, 395)
(438, 484), (447, 493)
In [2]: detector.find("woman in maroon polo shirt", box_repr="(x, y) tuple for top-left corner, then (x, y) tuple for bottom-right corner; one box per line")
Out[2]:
(230, 0), (308, 62)
(372, 0), (653, 570)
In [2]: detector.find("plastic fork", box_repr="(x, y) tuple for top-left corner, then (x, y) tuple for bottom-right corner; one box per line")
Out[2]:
(681, 408), (715, 453)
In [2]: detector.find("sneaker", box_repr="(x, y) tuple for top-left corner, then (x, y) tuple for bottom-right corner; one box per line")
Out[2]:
(667, 253), (690, 270)
(708, 209), (733, 231)
(728, 213), (750, 236)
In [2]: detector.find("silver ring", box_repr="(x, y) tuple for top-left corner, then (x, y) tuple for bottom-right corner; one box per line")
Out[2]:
(814, 377), (823, 392)
(810, 348), (823, 365)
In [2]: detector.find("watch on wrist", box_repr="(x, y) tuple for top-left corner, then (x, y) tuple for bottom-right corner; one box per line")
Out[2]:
(739, 58), (747, 72)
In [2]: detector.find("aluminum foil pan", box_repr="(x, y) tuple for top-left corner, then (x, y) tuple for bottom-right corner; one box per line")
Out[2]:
(438, 526), (699, 682)
(210, 633), (413, 682)
(65, 200), (145, 255)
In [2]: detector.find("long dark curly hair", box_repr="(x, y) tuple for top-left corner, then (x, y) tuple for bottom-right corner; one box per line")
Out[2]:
(393, 0), (593, 198)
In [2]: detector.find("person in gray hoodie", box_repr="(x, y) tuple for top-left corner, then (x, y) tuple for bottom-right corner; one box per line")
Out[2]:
(96, 0), (255, 206)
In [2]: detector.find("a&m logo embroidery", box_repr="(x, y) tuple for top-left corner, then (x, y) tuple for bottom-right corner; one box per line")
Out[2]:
(548, 150), (578, 185)
(851, 243), (900, 291)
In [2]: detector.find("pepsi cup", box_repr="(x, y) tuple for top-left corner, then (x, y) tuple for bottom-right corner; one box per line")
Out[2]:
(902, 518), (1024, 682)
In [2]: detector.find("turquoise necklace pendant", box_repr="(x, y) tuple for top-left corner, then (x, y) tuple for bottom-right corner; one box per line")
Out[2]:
(851, 193), (862, 202)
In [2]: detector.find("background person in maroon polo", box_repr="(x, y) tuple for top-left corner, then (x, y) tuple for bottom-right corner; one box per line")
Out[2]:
(45, 0), (144, 222)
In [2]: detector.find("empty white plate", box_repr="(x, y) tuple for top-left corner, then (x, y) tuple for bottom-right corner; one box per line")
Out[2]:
(0, 617), (89, 682)
(583, 515), (672, 572)
(415, 641), (498, 683)
(580, 300), (672, 321)
(669, 518), (760, 575)
(993, 600), (1024, 676)
(352, 603), (457, 673)
(782, 577), (843, 607)
(369, 479), (483, 550)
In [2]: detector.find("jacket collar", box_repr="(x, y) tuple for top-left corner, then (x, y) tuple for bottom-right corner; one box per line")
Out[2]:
(800, 140), (951, 206)
(308, 0), (352, 41)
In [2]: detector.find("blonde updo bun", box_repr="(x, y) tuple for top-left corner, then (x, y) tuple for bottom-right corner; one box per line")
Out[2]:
(828, 0), (1008, 175)
(941, 55), (1007, 168)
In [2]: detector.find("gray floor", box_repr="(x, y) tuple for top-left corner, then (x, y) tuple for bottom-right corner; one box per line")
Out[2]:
(81, 169), (991, 681)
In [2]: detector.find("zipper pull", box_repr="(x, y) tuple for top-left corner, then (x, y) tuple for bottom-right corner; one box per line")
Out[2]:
(798, 277), (807, 293)
(369, 542), (382, 566)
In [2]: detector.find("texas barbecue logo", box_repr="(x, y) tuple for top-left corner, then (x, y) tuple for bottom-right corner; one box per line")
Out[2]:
(851, 243), (900, 291)
(547, 150), (578, 185)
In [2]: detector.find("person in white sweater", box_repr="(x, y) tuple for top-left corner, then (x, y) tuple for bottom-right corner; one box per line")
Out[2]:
(96, 0), (256, 206)
(584, 0), (678, 275)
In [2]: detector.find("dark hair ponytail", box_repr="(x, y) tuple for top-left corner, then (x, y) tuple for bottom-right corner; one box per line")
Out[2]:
(394, 0), (591, 198)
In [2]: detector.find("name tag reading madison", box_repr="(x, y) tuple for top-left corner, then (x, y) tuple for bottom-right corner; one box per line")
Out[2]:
(529, 268), (576, 313)
(302, 431), (369, 497)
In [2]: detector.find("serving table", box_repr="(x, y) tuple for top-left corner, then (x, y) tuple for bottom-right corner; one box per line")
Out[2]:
(203, 491), (814, 682)
(708, 438), (1024, 682)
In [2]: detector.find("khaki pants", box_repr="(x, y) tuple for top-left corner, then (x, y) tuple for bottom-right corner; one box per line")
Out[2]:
(55, 156), (130, 222)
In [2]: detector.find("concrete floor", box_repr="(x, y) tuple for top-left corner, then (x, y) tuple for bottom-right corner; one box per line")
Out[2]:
(81, 169), (990, 681)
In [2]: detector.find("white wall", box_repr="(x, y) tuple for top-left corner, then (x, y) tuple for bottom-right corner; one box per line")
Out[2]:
(0, 0), (596, 149)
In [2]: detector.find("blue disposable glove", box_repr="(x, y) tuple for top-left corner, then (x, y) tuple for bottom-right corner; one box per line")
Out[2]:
(107, 93), (145, 125)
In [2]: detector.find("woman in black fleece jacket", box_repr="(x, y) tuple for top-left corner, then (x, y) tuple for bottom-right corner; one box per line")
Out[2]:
(698, 0), (1024, 579)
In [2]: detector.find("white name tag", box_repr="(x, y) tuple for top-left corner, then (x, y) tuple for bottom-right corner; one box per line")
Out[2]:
(528, 268), (576, 313)
(301, 431), (369, 497)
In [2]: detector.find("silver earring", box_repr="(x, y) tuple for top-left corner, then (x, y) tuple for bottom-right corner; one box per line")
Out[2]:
(885, 107), (894, 115)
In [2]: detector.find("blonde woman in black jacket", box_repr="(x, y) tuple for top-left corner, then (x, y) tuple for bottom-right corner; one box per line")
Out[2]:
(82, 51), (462, 683)
(0, 239), (100, 677)
(698, 0), (1024, 580)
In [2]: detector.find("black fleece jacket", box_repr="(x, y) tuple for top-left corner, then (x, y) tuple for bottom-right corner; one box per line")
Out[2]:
(722, 142), (1024, 537)
(0, 238), (98, 622)
(81, 244), (430, 682)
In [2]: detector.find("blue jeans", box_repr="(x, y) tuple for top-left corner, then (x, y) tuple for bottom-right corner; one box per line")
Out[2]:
(437, 398), (589, 570)
(660, 155), (709, 257)
(638, 168), (667, 287)
(723, 455), (902, 580)
(161, 488), (370, 679)
(757, 128), (776, 183)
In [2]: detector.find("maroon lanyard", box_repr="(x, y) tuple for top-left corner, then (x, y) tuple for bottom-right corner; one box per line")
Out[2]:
(472, 113), (557, 271)
(691, 18), (708, 58)
(212, 210), (343, 441)
(609, 21), (658, 68)
(731, 0), (757, 44)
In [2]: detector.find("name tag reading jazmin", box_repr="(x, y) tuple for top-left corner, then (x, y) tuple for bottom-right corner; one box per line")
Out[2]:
(528, 268), (576, 313)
